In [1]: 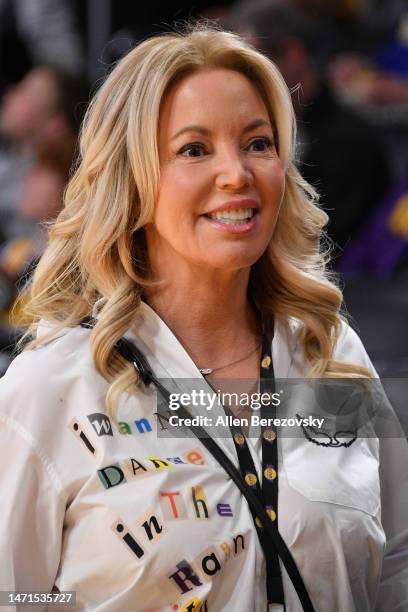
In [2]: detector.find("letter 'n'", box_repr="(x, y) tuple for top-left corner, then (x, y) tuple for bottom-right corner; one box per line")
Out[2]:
(147, 456), (173, 471)
(141, 515), (163, 541)
(233, 534), (245, 554)
(134, 417), (152, 433)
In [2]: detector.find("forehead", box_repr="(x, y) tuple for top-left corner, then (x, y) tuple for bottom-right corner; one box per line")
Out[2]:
(159, 67), (271, 134)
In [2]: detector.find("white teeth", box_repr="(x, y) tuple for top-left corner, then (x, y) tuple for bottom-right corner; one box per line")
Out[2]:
(209, 208), (254, 221)
(211, 218), (248, 225)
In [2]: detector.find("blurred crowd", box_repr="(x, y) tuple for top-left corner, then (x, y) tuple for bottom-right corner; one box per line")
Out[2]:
(0, 0), (407, 375)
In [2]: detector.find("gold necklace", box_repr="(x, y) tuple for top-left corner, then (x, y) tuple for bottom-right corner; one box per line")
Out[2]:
(199, 340), (262, 376)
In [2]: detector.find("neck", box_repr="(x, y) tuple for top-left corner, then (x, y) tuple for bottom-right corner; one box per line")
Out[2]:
(144, 265), (261, 367)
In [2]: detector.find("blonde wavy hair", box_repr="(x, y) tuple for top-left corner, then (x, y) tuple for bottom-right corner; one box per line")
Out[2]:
(20, 22), (370, 417)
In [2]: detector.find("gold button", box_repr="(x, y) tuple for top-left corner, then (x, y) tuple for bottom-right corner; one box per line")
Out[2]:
(234, 433), (245, 446)
(263, 429), (276, 442)
(245, 472), (257, 487)
(264, 466), (277, 481)
(266, 507), (276, 521)
(261, 355), (272, 369)
(255, 516), (263, 529)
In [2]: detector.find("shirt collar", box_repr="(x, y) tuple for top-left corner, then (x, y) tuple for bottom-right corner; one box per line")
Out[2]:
(127, 300), (297, 379)
(37, 300), (299, 379)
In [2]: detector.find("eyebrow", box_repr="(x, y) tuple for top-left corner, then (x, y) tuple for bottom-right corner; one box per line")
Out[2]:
(170, 118), (273, 141)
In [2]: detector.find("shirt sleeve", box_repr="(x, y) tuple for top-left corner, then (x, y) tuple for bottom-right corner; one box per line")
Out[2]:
(375, 416), (408, 611)
(336, 322), (408, 610)
(0, 397), (65, 598)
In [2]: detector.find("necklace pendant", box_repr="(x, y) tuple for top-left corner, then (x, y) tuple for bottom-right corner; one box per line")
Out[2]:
(199, 368), (213, 375)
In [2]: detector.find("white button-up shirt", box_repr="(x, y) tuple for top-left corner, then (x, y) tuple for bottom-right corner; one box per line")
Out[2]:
(0, 301), (407, 611)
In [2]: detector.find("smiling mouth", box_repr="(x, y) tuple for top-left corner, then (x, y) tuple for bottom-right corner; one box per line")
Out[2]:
(204, 207), (257, 225)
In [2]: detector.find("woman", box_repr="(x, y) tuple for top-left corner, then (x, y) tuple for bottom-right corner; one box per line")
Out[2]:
(0, 24), (406, 611)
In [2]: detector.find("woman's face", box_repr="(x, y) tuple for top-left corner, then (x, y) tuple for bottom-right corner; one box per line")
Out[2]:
(145, 67), (285, 276)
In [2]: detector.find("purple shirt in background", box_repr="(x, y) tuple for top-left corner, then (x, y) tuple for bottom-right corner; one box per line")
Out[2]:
(338, 179), (408, 278)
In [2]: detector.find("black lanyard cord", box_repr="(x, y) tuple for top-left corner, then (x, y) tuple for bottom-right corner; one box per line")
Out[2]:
(80, 320), (316, 612)
(213, 333), (282, 604)
(148, 368), (315, 612)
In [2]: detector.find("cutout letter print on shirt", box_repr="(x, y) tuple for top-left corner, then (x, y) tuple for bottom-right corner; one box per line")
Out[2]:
(69, 417), (100, 459)
(180, 597), (209, 612)
(111, 518), (145, 560)
(87, 412), (113, 436)
(73, 411), (154, 438)
(111, 509), (167, 561)
(168, 534), (246, 595)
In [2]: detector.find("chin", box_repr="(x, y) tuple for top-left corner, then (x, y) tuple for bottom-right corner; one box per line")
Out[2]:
(204, 247), (265, 271)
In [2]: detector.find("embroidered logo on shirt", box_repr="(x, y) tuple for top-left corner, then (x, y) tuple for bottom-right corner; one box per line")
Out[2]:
(297, 414), (357, 448)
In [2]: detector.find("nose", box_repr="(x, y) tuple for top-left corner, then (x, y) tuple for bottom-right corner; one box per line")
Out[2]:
(215, 146), (251, 191)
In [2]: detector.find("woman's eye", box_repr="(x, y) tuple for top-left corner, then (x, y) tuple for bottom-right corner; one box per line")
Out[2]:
(178, 143), (206, 157)
(247, 137), (274, 152)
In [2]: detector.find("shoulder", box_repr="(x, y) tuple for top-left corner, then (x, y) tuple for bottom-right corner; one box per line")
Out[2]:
(333, 318), (377, 375)
(0, 325), (111, 510)
(0, 323), (106, 425)
(3, 323), (95, 382)
(281, 316), (377, 376)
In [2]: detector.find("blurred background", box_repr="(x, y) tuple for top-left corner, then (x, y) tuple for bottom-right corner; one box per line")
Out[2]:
(0, 0), (407, 397)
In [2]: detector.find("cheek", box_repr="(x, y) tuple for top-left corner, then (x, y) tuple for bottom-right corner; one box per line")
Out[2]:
(258, 161), (286, 213)
(154, 165), (208, 223)
(165, 164), (208, 194)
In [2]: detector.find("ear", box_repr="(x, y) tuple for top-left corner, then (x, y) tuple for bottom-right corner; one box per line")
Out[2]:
(43, 114), (71, 140)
